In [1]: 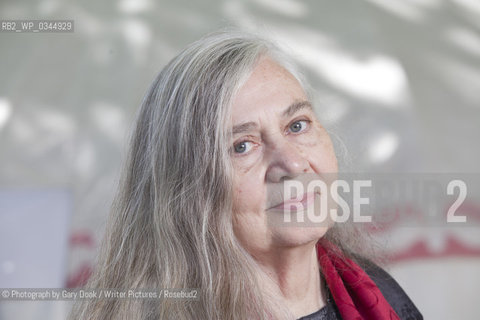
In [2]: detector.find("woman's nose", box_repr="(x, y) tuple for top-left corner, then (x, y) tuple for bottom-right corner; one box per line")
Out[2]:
(265, 138), (310, 183)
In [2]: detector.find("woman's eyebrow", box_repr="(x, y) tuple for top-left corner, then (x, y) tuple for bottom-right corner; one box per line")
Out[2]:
(231, 122), (258, 135)
(230, 101), (312, 135)
(282, 100), (313, 118)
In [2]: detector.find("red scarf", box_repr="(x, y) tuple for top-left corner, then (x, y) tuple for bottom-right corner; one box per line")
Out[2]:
(316, 241), (400, 320)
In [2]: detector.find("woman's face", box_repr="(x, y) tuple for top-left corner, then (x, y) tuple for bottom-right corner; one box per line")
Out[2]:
(230, 56), (338, 255)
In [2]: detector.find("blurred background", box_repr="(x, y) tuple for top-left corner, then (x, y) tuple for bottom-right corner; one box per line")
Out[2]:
(1, 0), (479, 319)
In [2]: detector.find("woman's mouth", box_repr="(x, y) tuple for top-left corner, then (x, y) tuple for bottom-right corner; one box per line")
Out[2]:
(270, 192), (316, 212)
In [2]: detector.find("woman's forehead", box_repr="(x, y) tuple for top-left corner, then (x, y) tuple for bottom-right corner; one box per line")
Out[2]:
(230, 57), (308, 119)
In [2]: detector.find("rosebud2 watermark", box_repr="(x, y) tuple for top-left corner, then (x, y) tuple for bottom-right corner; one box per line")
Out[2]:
(266, 173), (478, 227)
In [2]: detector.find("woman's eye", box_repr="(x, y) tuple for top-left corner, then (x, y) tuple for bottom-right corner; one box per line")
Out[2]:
(233, 141), (253, 154)
(289, 120), (309, 133)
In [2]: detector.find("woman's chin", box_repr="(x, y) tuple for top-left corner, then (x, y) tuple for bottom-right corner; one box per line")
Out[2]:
(270, 225), (330, 247)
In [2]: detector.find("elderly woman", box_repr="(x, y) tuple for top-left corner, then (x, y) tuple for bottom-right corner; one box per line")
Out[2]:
(69, 30), (422, 319)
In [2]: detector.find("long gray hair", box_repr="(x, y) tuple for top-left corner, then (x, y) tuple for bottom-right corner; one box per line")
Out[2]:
(68, 29), (374, 320)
